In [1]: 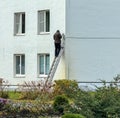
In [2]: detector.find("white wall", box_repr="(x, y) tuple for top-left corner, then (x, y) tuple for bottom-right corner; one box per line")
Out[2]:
(66, 0), (120, 82)
(0, 0), (65, 84)
(66, 0), (120, 37)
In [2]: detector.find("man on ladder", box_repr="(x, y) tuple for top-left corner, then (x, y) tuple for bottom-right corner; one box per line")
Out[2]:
(53, 30), (62, 57)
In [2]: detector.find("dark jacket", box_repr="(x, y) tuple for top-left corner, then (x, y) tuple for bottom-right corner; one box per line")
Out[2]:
(53, 32), (62, 43)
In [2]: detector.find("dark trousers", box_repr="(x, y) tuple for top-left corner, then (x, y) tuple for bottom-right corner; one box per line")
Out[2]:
(55, 43), (61, 57)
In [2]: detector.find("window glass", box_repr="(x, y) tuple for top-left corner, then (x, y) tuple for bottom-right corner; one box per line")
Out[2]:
(16, 56), (20, 74)
(15, 55), (25, 76)
(39, 12), (44, 32)
(14, 13), (25, 35)
(21, 55), (25, 74)
(22, 14), (25, 33)
(46, 11), (50, 32)
(15, 14), (20, 34)
(39, 55), (44, 74)
(45, 55), (50, 74)
(38, 10), (50, 33)
(38, 54), (50, 76)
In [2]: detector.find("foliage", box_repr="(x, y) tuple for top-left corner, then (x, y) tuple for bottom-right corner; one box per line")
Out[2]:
(69, 89), (95, 118)
(53, 79), (79, 98)
(69, 75), (120, 118)
(19, 91), (40, 100)
(0, 91), (9, 98)
(0, 98), (8, 111)
(18, 81), (45, 100)
(0, 80), (9, 98)
(2, 99), (54, 117)
(0, 80), (55, 117)
(35, 91), (55, 116)
(62, 113), (86, 118)
(91, 75), (120, 118)
(53, 95), (69, 114)
(8, 91), (21, 100)
(0, 77), (120, 118)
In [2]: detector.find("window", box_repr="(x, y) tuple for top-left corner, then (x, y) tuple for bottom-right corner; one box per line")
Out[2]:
(14, 54), (25, 77)
(38, 10), (50, 34)
(14, 13), (25, 35)
(38, 54), (50, 77)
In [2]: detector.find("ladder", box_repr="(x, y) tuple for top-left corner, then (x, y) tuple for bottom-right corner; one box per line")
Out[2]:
(44, 34), (65, 87)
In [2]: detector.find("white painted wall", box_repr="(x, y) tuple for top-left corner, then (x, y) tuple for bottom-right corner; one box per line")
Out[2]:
(0, 0), (65, 85)
(66, 0), (120, 37)
(66, 0), (120, 82)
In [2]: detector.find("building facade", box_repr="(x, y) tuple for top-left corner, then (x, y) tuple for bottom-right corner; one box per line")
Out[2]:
(1, 0), (120, 85)
(66, 0), (120, 82)
(0, 0), (65, 85)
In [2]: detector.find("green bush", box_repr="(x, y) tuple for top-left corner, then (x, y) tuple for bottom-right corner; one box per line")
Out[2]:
(62, 113), (86, 118)
(91, 77), (120, 118)
(53, 95), (69, 114)
(0, 77), (120, 118)
(70, 75), (120, 118)
(70, 90), (95, 117)
(0, 91), (9, 98)
(19, 91), (40, 100)
(53, 79), (79, 98)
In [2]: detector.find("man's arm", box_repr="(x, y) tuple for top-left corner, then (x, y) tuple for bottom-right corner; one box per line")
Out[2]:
(59, 34), (62, 39)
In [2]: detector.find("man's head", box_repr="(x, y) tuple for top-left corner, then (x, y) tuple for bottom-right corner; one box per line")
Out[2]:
(56, 30), (60, 33)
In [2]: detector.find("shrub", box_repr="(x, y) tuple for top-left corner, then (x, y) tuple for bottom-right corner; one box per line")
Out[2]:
(19, 91), (40, 100)
(70, 90), (95, 117)
(62, 113), (86, 118)
(53, 79), (79, 98)
(0, 98), (7, 111)
(92, 77), (120, 118)
(71, 75), (120, 118)
(0, 80), (9, 99)
(53, 95), (69, 114)
(19, 80), (52, 100)
(0, 91), (9, 98)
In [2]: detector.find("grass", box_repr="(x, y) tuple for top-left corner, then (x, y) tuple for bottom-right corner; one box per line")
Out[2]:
(8, 91), (21, 100)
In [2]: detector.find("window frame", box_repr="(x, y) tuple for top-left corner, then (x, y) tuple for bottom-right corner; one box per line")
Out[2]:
(38, 10), (50, 34)
(14, 54), (25, 77)
(38, 54), (50, 77)
(14, 12), (25, 36)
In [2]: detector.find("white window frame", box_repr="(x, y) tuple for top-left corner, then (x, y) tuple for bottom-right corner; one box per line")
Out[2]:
(14, 54), (25, 77)
(38, 10), (50, 34)
(38, 54), (50, 77)
(14, 12), (25, 35)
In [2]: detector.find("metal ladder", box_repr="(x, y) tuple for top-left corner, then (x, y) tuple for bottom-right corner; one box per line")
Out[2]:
(44, 34), (65, 87)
